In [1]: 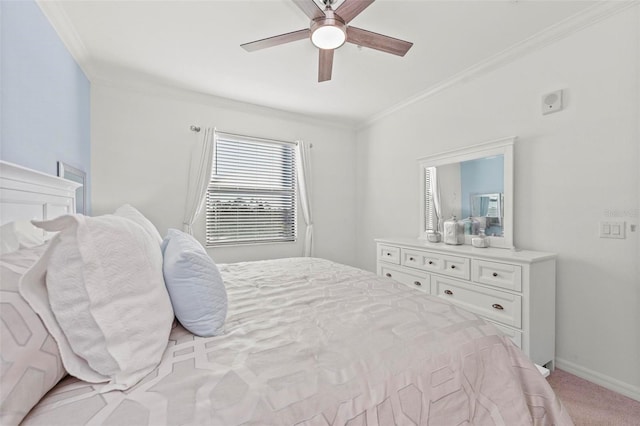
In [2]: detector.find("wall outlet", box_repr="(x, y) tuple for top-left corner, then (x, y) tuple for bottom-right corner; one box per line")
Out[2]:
(600, 221), (625, 239)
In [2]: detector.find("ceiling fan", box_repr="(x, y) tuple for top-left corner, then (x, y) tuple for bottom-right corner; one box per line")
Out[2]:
(241, 0), (413, 82)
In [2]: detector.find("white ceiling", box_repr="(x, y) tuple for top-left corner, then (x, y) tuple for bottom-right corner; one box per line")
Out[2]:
(42, 0), (598, 126)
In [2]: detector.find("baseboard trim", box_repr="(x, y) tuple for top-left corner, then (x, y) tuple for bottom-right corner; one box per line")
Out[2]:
(555, 358), (640, 402)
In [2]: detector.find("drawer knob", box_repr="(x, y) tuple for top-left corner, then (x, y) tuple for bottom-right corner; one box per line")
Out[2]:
(450, 265), (456, 269)
(409, 257), (415, 261)
(492, 304), (504, 310)
(385, 273), (392, 278)
(414, 281), (422, 286)
(492, 272), (498, 277)
(386, 253), (391, 256)
(428, 261), (434, 265)
(444, 290), (453, 295)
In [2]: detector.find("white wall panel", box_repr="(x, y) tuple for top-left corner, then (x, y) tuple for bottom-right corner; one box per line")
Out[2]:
(355, 6), (639, 399)
(91, 84), (357, 266)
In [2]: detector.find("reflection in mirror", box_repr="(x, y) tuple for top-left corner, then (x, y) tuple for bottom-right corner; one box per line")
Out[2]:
(419, 137), (515, 249)
(470, 193), (503, 235)
(436, 156), (504, 237)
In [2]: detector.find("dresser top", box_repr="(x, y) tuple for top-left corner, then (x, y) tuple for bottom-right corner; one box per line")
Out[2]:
(375, 237), (556, 264)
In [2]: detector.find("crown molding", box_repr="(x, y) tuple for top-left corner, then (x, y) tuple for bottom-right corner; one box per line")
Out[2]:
(91, 76), (358, 132)
(359, 0), (639, 129)
(36, 0), (95, 80)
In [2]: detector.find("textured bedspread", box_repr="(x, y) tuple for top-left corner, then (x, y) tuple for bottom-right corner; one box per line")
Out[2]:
(23, 258), (572, 425)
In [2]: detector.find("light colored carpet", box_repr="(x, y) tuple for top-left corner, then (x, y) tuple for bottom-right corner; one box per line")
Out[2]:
(547, 369), (640, 426)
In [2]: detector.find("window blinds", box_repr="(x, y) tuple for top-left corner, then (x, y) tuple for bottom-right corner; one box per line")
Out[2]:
(206, 133), (297, 246)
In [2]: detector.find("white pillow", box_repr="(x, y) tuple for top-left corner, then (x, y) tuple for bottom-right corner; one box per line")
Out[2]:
(19, 214), (174, 392)
(0, 221), (45, 255)
(161, 229), (227, 337)
(114, 204), (162, 245)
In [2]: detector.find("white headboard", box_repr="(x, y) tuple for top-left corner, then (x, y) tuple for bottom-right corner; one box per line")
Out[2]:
(0, 160), (82, 226)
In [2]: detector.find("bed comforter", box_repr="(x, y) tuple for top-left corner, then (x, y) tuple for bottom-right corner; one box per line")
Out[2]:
(22, 258), (572, 425)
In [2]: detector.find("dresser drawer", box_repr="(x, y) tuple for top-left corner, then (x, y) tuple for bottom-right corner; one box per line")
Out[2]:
(401, 249), (470, 280)
(378, 244), (400, 264)
(380, 265), (430, 294)
(434, 276), (521, 328)
(472, 260), (522, 292)
(401, 249), (441, 273)
(486, 319), (523, 349)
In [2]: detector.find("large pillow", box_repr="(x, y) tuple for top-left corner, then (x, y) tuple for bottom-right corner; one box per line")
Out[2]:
(114, 204), (162, 245)
(161, 229), (227, 337)
(0, 245), (66, 426)
(19, 214), (174, 392)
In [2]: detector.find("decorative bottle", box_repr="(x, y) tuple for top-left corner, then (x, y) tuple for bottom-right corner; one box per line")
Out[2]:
(472, 229), (490, 248)
(443, 215), (464, 245)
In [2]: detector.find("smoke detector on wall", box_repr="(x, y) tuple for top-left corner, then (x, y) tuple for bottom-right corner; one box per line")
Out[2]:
(542, 89), (564, 115)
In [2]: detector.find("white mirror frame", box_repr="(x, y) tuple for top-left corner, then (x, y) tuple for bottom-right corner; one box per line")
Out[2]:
(418, 136), (515, 249)
(57, 161), (86, 215)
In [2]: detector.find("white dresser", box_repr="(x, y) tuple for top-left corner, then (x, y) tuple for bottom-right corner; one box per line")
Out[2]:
(376, 237), (557, 369)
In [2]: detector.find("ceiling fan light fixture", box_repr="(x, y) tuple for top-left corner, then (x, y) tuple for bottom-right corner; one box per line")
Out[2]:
(311, 24), (346, 49)
(310, 10), (346, 50)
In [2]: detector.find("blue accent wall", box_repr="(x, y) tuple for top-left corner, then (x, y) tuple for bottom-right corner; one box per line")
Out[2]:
(1, 0), (91, 211)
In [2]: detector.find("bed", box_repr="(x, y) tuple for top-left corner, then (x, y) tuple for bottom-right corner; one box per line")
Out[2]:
(0, 160), (573, 425)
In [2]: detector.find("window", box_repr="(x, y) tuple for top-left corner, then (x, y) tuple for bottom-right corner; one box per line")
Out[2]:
(206, 132), (297, 246)
(424, 166), (437, 231)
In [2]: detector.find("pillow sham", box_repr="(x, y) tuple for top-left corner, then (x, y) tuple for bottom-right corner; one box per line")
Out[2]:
(0, 246), (66, 426)
(19, 214), (174, 392)
(114, 204), (162, 245)
(161, 229), (227, 337)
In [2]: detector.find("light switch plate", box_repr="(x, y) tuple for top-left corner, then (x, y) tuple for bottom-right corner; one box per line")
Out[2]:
(600, 221), (626, 239)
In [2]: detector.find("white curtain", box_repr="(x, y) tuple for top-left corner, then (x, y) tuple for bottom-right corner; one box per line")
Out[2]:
(295, 141), (313, 257)
(182, 128), (215, 235)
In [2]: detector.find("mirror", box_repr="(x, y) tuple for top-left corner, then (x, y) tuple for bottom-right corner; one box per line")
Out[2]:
(418, 137), (515, 249)
(57, 161), (86, 215)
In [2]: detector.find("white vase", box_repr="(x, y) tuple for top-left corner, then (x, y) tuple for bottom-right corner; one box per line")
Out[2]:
(443, 216), (464, 245)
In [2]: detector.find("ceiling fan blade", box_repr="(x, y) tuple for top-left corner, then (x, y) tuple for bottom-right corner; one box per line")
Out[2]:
(318, 49), (334, 82)
(346, 26), (413, 56)
(292, 0), (325, 21)
(335, 0), (375, 23)
(241, 29), (310, 52)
